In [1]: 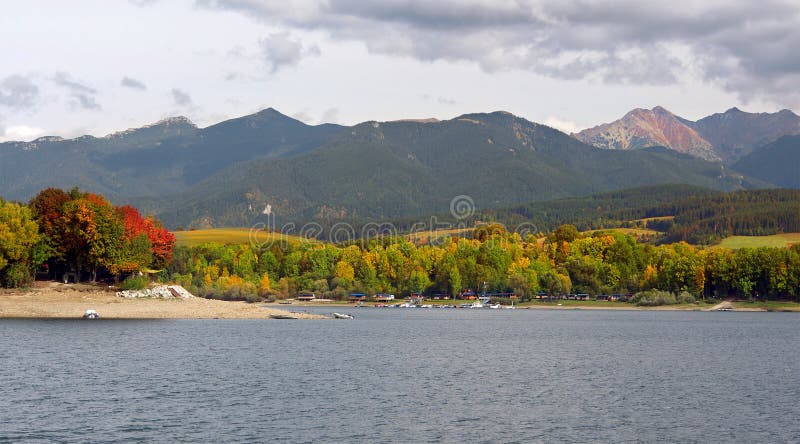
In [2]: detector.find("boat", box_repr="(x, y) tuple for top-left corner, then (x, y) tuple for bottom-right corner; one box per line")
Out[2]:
(469, 301), (484, 308)
(332, 312), (354, 319)
(82, 309), (100, 319)
(487, 303), (501, 309)
(270, 313), (298, 319)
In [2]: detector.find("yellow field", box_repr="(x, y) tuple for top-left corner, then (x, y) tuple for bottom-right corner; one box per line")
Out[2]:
(717, 233), (800, 249)
(173, 228), (310, 247)
(407, 227), (474, 243)
(583, 227), (662, 237)
(632, 216), (675, 223)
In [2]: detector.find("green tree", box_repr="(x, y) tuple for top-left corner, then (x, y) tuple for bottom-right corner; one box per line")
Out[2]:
(0, 200), (43, 287)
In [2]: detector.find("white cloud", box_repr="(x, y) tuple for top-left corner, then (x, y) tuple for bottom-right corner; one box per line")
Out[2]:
(4, 125), (46, 141)
(319, 107), (339, 123)
(543, 117), (580, 134)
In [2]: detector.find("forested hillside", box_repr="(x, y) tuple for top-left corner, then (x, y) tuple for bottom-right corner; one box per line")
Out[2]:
(476, 187), (800, 245)
(148, 113), (764, 228)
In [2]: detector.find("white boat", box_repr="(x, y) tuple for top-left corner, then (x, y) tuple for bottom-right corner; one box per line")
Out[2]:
(270, 313), (298, 319)
(469, 301), (484, 308)
(82, 309), (99, 319)
(332, 312), (354, 319)
(487, 303), (501, 309)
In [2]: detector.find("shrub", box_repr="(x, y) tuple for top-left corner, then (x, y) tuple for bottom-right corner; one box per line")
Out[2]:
(120, 274), (149, 290)
(245, 294), (262, 303)
(1, 262), (33, 288)
(631, 289), (677, 306)
(677, 291), (696, 304)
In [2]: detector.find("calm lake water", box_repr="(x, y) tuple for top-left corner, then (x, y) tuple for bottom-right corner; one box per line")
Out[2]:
(1, 309), (799, 443)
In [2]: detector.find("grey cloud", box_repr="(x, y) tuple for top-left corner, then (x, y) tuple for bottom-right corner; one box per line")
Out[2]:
(200, 0), (800, 106)
(0, 75), (39, 110)
(259, 32), (320, 73)
(54, 72), (100, 110)
(121, 76), (147, 90)
(171, 88), (193, 107)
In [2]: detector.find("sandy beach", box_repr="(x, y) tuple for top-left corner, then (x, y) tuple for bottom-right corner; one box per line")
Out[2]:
(0, 282), (323, 319)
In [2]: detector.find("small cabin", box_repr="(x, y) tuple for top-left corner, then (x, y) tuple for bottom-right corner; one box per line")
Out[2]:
(348, 293), (367, 302)
(459, 290), (477, 300)
(296, 292), (316, 301)
(374, 293), (395, 302)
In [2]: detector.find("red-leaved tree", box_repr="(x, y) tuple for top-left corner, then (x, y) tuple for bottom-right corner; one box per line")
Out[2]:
(116, 205), (176, 269)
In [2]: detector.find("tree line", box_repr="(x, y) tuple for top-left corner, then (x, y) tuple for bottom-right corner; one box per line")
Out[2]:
(166, 223), (800, 303)
(0, 188), (174, 287)
(2, 188), (799, 303)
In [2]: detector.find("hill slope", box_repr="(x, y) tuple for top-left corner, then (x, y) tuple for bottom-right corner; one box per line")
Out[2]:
(689, 108), (800, 162)
(733, 135), (800, 188)
(0, 109), (344, 201)
(149, 112), (765, 228)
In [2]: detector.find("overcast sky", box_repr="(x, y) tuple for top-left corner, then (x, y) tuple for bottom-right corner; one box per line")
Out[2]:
(1, 0), (799, 142)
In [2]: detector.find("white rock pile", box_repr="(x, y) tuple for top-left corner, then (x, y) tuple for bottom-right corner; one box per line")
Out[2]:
(116, 285), (195, 299)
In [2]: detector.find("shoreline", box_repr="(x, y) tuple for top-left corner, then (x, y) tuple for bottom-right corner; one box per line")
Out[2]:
(2, 283), (793, 318)
(265, 300), (785, 312)
(0, 283), (323, 319)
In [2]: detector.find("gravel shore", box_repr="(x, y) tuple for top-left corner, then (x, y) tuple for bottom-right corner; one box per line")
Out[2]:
(0, 282), (323, 319)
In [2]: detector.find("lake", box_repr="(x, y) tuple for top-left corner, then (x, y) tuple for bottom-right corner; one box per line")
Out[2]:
(1, 309), (799, 443)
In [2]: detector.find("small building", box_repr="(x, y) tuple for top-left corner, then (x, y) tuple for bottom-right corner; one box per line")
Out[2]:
(374, 293), (395, 302)
(348, 293), (367, 301)
(459, 290), (477, 300)
(296, 292), (316, 301)
(486, 292), (517, 300)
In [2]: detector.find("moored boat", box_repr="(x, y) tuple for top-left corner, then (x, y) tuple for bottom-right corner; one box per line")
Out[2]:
(82, 309), (100, 319)
(270, 313), (298, 319)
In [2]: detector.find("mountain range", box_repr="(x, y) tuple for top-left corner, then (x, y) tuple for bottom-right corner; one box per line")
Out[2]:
(575, 106), (800, 163)
(0, 106), (796, 228)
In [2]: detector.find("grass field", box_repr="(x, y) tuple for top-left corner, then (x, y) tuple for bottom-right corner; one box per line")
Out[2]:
(716, 233), (800, 249)
(584, 227), (662, 237)
(732, 300), (800, 311)
(173, 228), (311, 247)
(632, 216), (674, 223)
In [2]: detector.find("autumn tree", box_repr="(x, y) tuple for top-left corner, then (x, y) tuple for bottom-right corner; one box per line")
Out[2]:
(0, 200), (44, 287)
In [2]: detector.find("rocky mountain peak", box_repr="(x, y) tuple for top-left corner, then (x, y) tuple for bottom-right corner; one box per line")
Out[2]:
(575, 106), (719, 161)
